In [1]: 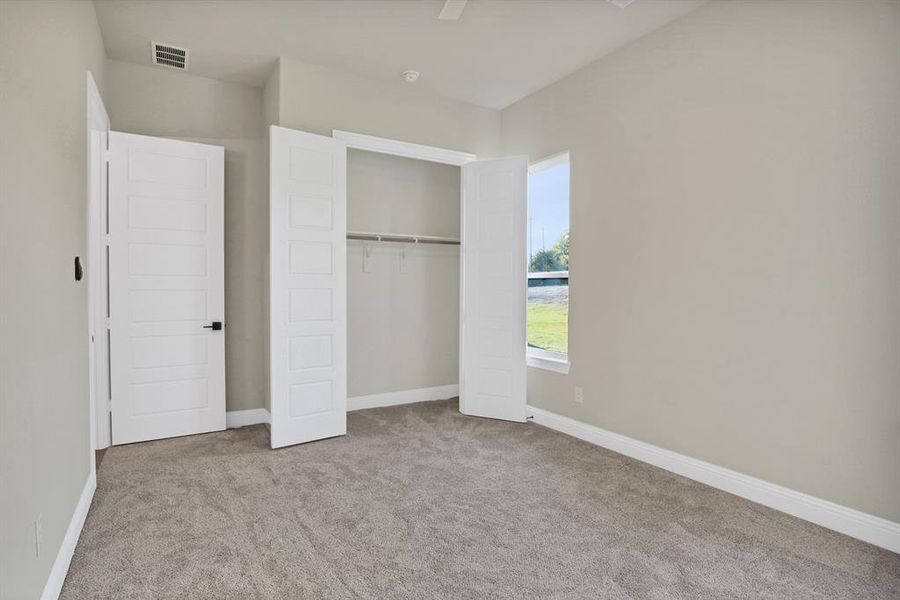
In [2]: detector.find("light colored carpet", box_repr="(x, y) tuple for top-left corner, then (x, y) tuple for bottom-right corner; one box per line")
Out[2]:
(61, 399), (899, 599)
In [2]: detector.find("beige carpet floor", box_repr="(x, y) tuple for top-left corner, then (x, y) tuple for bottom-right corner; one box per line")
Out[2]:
(61, 399), (899, 599)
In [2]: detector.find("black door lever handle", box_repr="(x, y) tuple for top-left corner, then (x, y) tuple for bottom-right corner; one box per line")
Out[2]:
(203, 321), (223, 331)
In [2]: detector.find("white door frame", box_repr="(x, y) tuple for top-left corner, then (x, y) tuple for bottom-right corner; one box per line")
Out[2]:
(331, 130), (482, 410)
(87, 71), (111, 453)
(333, 131), (529, 423)
(332, 130), (476, 167)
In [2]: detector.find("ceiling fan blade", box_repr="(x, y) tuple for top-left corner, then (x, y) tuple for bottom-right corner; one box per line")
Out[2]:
(438, 0), (468, 21)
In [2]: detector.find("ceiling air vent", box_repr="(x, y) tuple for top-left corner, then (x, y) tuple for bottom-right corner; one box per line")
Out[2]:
(151, 42), (188, 70)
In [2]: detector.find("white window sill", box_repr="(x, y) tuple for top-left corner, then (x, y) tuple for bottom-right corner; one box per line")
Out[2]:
(527, 353), (570, 374)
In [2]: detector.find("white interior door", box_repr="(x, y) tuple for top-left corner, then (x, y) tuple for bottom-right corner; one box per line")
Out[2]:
(88, 128), (110, 448)
(460, 156), (528, 422)
(269, 126), (347, 448)
(108, 131), (225, 445)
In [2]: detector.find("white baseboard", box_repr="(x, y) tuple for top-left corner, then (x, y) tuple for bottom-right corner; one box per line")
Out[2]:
(227, 386), (458, 425)
(349, 384), (459, 411)
(41, 470), (96, 600)
(527, 405), (900, 555)
(226, 408), (271, 429)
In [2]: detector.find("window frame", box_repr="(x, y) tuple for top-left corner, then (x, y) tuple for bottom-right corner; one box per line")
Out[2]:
(526, 152), (571, 375)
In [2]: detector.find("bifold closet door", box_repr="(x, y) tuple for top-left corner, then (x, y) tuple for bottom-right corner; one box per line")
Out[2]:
(269, 126), (348, 448)
(460, 156), (528, 422)
(108, 132), (225, 445)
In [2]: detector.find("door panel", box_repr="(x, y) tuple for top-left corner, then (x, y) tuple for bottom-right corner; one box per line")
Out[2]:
(109, 131), (225, 444)
(270, 126), (347, 448)
(460, 157), (528, 422)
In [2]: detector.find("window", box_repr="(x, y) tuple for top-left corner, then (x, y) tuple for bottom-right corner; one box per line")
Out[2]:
(527, 152), (570, 373)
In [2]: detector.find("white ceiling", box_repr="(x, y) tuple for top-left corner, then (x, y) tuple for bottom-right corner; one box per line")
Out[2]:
(93, 0), (706, 110)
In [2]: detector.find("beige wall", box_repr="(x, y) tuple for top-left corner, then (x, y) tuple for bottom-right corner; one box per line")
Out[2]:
(104, 59), (267, 412)
(262, 61), (280, 129)
(347, 150), (460, 397)
(261, 63), (278, 411)
(275, 58), (501, 158)
(0, 1), (107, 597)
(501, 0), (900, 522)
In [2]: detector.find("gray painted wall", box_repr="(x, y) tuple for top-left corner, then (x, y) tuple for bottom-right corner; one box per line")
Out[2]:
(0, 2), (107, 597)
(501, 0), (900, 522)
(104, 59), (267, 413)
(261, 63), (278, 412)
(274, 58), (502, 159)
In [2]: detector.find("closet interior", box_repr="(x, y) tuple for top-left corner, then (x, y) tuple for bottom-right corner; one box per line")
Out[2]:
(345, 149), (461, 402)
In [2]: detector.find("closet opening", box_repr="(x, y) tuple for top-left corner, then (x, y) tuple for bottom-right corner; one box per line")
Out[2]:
(345, 148), (462, 408)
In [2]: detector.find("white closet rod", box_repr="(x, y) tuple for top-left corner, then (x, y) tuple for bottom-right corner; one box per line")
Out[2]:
(346, 230), (460, 246)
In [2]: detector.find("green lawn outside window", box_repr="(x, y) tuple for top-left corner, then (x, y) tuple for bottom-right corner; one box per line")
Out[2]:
(527, 302), (568, 355)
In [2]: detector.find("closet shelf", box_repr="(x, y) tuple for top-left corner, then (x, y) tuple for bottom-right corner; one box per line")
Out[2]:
(346, 230), (460, 246)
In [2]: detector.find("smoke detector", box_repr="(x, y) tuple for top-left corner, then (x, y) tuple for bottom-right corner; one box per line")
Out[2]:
(606, 0), (638, 7)
(401, 70), (420, 83)
(151, 41), (189, 70)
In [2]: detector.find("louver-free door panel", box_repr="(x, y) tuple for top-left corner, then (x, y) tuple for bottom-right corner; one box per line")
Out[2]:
(460, 156), (528, 422)
(269, 126), (347, 448)
(108, 132), (225, 444)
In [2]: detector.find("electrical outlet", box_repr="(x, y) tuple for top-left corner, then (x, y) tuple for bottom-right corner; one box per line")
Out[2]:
(574, 386), (584, 404)
(34, 515), (43, 557)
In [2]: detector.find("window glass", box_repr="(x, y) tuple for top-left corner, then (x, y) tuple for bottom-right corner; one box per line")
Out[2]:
(527, 154), (569, 358)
